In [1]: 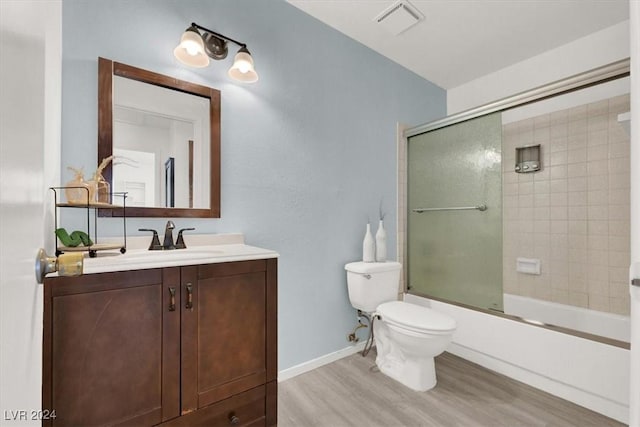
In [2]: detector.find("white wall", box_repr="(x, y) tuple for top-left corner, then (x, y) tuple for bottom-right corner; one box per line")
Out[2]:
(448, 21), (630, 115)
(0, 1), (61, 424)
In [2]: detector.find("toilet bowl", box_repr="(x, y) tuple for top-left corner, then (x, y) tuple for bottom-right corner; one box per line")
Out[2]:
(345, 261), (456, 391)
(374, 300), (455, 391)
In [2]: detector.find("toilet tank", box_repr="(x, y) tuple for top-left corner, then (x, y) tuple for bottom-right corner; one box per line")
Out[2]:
(345, 261), (402, 313)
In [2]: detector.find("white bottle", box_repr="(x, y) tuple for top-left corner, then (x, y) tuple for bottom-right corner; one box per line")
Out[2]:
(363, 223), (375, 263)
(375, 220), (387, 262)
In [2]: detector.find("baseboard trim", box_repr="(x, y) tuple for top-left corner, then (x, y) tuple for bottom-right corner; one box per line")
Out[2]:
(447, 342), (629, 424)
(278, 342), (366, 382)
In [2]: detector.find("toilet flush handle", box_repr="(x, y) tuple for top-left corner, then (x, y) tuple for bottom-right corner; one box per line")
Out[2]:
(350, 271), (371, 279)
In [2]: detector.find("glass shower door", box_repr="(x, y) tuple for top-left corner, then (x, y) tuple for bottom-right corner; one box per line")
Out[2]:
(407, 112), (503, 311)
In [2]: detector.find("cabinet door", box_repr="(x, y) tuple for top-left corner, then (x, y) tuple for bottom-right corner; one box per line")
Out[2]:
(43, 268), (181, 427)
(181, 260), (277, 413)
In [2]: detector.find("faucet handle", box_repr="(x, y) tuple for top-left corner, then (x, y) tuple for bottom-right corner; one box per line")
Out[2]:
(138, 228), (162, 250)
(175, 228), (195, 249)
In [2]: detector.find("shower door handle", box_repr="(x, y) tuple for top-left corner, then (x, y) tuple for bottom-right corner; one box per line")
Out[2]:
(413, 204), (487, 213)
(632, 279), (640, 287)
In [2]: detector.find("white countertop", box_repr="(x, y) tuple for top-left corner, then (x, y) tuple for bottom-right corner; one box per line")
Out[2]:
(50, 233), (279, 276)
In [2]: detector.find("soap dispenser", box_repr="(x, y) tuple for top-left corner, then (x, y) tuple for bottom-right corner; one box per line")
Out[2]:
(363, 223), (375, 263)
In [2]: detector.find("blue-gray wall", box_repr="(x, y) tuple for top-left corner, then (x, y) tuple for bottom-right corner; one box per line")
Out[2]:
(62, 0), (445, 370)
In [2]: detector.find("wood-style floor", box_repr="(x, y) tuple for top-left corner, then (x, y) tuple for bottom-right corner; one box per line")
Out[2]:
(278, 350), (623, 427)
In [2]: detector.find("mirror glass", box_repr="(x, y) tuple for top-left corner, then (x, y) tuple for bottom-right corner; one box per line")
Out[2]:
(98, 58), (220, 218)
(112, 76), (210, 209)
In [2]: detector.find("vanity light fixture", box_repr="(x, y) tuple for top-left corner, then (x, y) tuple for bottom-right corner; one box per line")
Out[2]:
(174, 22), (259, 83)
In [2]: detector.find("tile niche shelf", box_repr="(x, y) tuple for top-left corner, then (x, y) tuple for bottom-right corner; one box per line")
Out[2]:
(50, 187), (128, 258)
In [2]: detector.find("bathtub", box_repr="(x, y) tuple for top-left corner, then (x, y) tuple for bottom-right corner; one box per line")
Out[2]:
(503, 293), (630, 342)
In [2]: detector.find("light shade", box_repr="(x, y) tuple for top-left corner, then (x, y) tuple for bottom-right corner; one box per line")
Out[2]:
(173, 26), (209, 68)
(228, 47), (259, 83)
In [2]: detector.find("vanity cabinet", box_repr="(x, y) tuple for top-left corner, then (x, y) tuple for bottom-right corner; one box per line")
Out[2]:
(43, 258), (277, 427)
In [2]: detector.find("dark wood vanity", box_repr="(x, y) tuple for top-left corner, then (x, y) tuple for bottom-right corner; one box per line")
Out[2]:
(42, 258), (277, 427)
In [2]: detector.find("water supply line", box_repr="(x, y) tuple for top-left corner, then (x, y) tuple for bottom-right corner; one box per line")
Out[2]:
(347, 316), (367, 343)
(361, 313), (378, 357)
(347, 310), (378, 357)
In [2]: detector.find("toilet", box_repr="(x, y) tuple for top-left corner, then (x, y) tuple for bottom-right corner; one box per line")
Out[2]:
(345, 261), (456, 391)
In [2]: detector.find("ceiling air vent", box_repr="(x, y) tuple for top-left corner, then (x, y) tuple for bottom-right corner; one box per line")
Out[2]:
(374, 0), (424, 36)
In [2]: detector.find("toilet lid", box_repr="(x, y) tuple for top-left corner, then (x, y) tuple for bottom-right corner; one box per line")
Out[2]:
(377, 301), (456, 332)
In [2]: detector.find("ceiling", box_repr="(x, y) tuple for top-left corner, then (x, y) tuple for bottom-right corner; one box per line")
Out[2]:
(287, 0), (629, 89)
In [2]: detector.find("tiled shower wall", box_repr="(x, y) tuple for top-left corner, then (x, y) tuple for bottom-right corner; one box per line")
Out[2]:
(502, 94), (631, 315)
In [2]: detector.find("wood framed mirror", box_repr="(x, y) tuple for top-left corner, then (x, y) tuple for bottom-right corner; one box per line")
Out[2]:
(98, 57), (220, 217)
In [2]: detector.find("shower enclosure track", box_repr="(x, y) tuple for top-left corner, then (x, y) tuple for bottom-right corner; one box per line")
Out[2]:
(404, 58), (630, 138)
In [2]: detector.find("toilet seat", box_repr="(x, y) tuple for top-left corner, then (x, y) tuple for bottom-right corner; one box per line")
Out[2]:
(377, 301), (456, 335)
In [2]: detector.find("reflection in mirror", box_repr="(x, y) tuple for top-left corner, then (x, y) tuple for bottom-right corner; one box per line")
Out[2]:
(98, 57), (220, 218)
(407, 67), (631, 345)
(112, 76), (209, 209)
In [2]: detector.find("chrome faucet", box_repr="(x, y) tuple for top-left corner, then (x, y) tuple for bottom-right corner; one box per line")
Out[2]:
(163, 221), (176, 250)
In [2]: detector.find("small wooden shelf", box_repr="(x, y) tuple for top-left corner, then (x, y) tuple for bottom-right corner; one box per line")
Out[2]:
(58, 243), (124, 252)
(57, 202), (123, 209)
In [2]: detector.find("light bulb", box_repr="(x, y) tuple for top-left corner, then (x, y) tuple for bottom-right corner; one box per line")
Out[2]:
(237, 60), (251, 73)
(184, 41), (200, 56)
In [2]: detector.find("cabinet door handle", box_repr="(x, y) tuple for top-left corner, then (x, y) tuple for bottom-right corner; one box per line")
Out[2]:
(168, 287), (176, 311)
(186, 283), (193, 310)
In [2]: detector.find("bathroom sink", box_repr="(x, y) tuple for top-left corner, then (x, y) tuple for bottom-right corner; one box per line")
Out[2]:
(80, 243), (278, 274)
(121, 248), (225, 262)
(89, 248), (226, 267)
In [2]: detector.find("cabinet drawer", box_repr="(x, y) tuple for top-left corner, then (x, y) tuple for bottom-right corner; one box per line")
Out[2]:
(159, 385), (265, 427)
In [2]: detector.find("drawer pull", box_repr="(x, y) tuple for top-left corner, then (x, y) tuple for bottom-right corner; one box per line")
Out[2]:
(228, 412), (239, 425)
(168, 287), (176, 311)
(186, 283), (193, 309)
